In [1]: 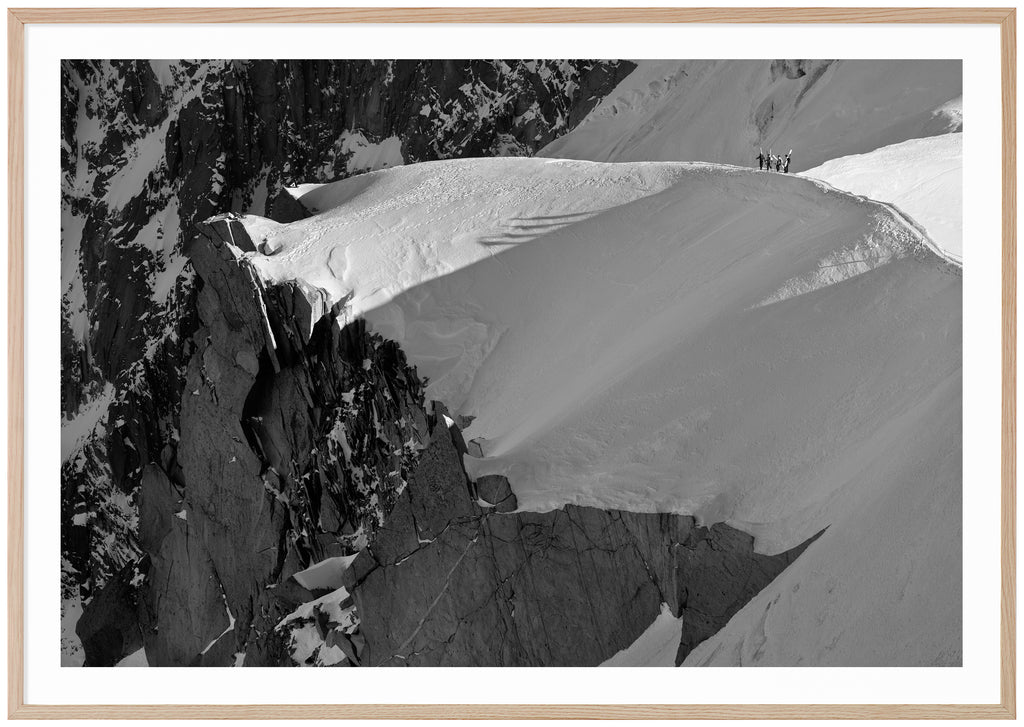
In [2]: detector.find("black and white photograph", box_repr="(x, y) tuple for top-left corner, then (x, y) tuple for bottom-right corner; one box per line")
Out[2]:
(60, 58), (963, 668)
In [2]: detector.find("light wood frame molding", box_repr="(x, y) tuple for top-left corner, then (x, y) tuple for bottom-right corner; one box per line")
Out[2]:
(7, 6), (1015, 720)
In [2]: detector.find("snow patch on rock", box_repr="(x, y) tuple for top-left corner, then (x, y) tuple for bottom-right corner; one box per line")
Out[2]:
(61, 383), (115, 463)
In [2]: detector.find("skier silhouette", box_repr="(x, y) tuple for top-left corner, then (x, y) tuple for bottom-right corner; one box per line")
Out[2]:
(783, 151), (792, 173)
(775, 154), (782, 172)
(756, 149), (765, 170)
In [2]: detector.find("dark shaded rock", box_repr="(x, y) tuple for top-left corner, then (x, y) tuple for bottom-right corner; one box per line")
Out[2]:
(137, 230), (430, 665)
(195, 213), (257, 253)
(349, 420), (823, 667)
(258, 238), (283, 256)
(76, 558), (148, 666)
(268, 579), (319, 612)
(61, 59), (636, 620)
(268, 190), (310, 223)
(138, 464), (231, 666)
(122, 60), (166, 127)
(475, 474), (517, 513)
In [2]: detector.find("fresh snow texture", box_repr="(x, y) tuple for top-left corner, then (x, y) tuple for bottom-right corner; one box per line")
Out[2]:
(238, 157), (960, 666)
(540, 60), (962, 172)
(802, 133), (963, 263)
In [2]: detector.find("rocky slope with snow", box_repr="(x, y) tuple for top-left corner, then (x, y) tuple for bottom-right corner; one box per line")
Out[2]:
(60, 59), (632, 663)
(345, 411), (821, 667)
(77, 204), (821, 667)
(157, 157), (957, 667)
(63, 59), (962, 668)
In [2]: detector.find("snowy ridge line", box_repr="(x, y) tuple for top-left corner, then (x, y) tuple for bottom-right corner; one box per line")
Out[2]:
(218, 158), (955, 453)
(881, 198), (962, 267)
(539, 60), (963, 173)
(706, 163), (959, 269)
(224, 157), (958, 471)
(239, 158), (956, 316)
(798, 133), (962, 263)
(798, 172), (962, 268)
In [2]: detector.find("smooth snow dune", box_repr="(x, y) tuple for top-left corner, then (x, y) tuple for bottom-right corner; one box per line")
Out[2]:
(242, 157), (960, 665)
(540, 60), (962, 172)
(802, 133), (962, 263)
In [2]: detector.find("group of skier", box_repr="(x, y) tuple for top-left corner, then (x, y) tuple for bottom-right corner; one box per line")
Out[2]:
(756, 149), (792, 173)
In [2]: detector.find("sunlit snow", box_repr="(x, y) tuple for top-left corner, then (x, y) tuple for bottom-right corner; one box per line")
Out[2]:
(802, 133), (962, 263)
(541, 60), (962, 172)
(235, 155), (960, 666)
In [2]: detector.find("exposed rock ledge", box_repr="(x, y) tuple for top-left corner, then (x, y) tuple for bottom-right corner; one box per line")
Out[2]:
(347, 410), (823, 667)
(134, 214), (429, 666)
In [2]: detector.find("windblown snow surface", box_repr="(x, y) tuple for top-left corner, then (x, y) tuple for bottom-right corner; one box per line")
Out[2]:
(540, 60), (963, 173)
(801, 133), (963, 263)
(240, 156), (960, 666)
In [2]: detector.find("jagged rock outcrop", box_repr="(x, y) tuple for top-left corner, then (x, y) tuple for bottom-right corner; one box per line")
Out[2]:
(61, 60), (634, 662)
(346, 416), (823, 667)
(74, 558), (148, 666)
(126, 222), (430, 666)
(474, 474), (518, 513)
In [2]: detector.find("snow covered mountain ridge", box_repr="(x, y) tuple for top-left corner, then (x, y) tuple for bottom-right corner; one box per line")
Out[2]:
(62, 59), (962, 667)
(224, 157), (960, 666)
(542, 59), (962, 172)
(60, 59), (632, 663)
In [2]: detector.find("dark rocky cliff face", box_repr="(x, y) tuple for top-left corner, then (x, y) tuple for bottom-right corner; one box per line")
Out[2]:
(346, 415), (822, 667)
(60, 59), (635, 643)
(139, 220), (430, 666)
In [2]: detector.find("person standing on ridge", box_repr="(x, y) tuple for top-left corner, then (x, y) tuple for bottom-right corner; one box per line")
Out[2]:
(756, 149), (765, 170)
(767, 150), (774, 172)
(775, 154), (782, 172)
(783, 151), (792, 173)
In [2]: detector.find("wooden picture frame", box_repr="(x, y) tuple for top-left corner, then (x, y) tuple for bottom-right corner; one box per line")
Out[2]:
(8, 6), (1015, 719)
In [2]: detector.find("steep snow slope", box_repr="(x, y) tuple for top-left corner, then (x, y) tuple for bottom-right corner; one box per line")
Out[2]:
(241, 157), (960, 665)
(802, 133), (963, 263)
(541, 60), (962, 172)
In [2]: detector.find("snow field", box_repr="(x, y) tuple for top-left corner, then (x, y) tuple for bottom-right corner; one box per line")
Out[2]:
(541, 60), (962, 173)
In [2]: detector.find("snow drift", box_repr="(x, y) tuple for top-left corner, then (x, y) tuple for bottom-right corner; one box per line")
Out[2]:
(541, 60), (962, 172)
(236, 156), (960, 665)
